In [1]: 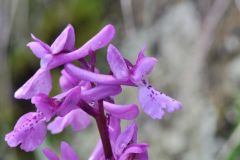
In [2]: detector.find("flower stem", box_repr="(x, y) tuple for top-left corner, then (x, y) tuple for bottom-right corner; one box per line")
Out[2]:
(79, 100), (98, 117)
(79, 99), (114, 159)
(95, 100), (114, 159)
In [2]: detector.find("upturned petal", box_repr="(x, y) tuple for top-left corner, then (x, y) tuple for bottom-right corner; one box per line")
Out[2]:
(107, 44), (129, 80)
(108, 116), (121, 148)
(57, 86), (81, 116)
(27, 41), (50, 58)
(135, 47), (146, 64)
(43, 148), (60, 160)
(114, 122), (138, 156)
(5, 112), (46, 152)
(119, 144), (148, 160)
(131, 56), (158, 85)
(61, 141), (80, 160)
(47, 109), (91, 134)
(51, 24), (75, 54)
(138, 85), (182, 119)
(31, 34), (51, 50)
(80, 24), (115, 52)
(103, 101), (139, 120)
(14, 68), (52, 100)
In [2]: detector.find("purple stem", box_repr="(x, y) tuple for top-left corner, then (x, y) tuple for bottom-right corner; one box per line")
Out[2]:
(79, 100), (114, 159)
(95, 100), (114, 160)
(79, 100), (98, 117)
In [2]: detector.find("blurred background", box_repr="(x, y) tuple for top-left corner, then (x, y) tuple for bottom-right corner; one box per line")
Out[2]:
(1, 0), (240, 159)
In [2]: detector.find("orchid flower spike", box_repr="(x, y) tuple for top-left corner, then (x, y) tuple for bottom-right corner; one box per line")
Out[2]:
(7, 23), (183, 160)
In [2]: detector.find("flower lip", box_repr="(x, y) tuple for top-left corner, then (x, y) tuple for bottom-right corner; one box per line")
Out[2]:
(5, 112), (47, 152)
(138, 85), (182, 119)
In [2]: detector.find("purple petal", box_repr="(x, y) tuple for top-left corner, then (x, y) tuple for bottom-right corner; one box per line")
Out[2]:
(81, 85), (122, 102)
(59, 69), (78, 92)
(119, 144), (148, 160)
(103, 101), (139, 120)
(53, 86), (76, 100)
(135, 47), (146, 65)
(31, 94), (58, 120)
(108, 116), (121, 148)
(47, 109), (91, 134)
(43, 148), (60, 160)
(14, 68), (52, 100)
(138, 85), (182, 119)
(65, 64), (134, 86)
(27, 42), (50, 58)
(51, 24), (75, 54)
(79, 80), (92, 91)
(80, 24), (115, 52)
(40, 54), (54, 69)
(33, 85), (86, 119)
(114, 122), (138, 156)
(47, 24), (115, 69)
(61, 141), (80, 160)
(107, 44), (129, 80)
(5, 112), (47, 152)
(131, 57), (157, 85)
(31, 34), (51, 51)
(57, 86), (81, 116)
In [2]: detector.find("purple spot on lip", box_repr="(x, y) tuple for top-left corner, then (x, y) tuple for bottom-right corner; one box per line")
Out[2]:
(142, 80), (147, 85)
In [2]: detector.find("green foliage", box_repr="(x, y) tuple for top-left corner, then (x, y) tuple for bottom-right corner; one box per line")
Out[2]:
(227, 94), (240, 160)
(227, 143), (240, 160)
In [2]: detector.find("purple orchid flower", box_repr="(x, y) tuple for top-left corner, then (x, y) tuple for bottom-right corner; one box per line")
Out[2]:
(14, 24), (116, 100)
(43, 141), (80, 160)
(90, 121), (148, 160)
(14, 24), (75, 100)
(107, 45), (182, 119)
(65, 44), (182, 119)
(5, 112), (47, 152)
